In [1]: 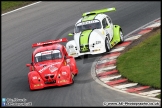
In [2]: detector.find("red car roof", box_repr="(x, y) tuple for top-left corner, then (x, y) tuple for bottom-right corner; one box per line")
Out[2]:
(32, 43), (64, 57)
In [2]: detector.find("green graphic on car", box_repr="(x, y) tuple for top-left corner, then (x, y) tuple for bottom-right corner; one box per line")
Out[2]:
(66, 7), (124, 57)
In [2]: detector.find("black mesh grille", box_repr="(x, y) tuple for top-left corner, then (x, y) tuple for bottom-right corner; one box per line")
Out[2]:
(80, 44), (90, 53)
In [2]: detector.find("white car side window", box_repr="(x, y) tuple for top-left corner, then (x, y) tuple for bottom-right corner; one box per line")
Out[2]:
(102, 18), (108, 28)
(107, 16), (112, 24)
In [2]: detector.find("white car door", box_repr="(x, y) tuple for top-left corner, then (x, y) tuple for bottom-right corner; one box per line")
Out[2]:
(102, 17), (113, 41)
(106, 16), (113, 38)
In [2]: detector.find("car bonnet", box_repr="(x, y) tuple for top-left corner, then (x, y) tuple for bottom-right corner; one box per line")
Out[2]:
(34, 60), (63, 80)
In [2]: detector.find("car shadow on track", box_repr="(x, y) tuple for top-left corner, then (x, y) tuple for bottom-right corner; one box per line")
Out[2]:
(75, 52), (112, 64)
(29, 84), (74, 92)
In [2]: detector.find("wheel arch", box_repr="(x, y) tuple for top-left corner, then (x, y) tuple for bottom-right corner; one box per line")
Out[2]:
(113, 25), (121, 42)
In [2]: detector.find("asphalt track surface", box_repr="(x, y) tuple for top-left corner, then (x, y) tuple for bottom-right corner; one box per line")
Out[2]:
(2, 1), (160, 106)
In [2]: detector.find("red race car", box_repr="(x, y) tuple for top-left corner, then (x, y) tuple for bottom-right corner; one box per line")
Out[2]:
(26, 38), (78, 90)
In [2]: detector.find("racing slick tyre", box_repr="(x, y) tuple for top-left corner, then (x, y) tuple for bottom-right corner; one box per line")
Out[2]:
(119, 29), (124, 43)
(105, 38), (111, 52)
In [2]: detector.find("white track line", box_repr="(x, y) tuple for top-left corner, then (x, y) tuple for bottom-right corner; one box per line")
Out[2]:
(125, 35), (142, 41)
(147, 93), (160, 97)
(101, 56), (118, 60)
(110, 47), (125, 52)
(96, 66), (116, 74)
(97, 59), (116, 65)
(2, 1), (42, 16)
(124, 17), (161, 38)
(144, 22), (161, 29)
(114, 83), (138, 90)
(139, 90), (161, 96)
(100, 75), (121, 82)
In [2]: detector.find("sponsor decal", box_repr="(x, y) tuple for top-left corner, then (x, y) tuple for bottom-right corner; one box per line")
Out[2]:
(38, 62), (60, 73)
(34, 84), (41, 87)
(36, 50), (61, 56)
(39, 65), (50, 73)
(41, 51), (52, 55)
(60, 80), (66, 83)
(32, 76), (37, 79)
(102, 30), (105, 35)
(49, 65), (58, 73)
(70, 53), (76, 55)
(56, 45), (62, 50)
(93, 49), (100, 52)
(62, 72), (67, 75)
(66, 59), (70, 63)
(111, 41), (118, 47)
(111, 42), (115, 47)
(45, 74), (53, 76)
(78, 20), (99, 26)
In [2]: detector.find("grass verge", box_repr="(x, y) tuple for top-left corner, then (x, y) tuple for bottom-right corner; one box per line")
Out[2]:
(1, 1), (35, 14)
(117, 28), (161, 98)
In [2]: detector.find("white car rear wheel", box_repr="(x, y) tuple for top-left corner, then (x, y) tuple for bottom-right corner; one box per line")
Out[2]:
(120, 30), (124, 42)
(105, 38), (111, 52)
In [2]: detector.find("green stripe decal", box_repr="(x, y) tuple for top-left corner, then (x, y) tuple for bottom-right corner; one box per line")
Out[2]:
(80, 30), (92, 45)
(82, 14), (96, 22)
(80, 30), (92, 52)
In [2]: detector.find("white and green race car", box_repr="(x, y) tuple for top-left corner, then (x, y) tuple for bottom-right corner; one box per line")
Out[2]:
(66, 7), (124, 58)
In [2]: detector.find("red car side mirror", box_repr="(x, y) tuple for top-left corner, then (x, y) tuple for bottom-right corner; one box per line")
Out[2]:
(26, 64), (31, 67)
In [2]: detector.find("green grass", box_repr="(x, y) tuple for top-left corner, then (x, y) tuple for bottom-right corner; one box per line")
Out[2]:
(117, 29), (161, 98)
(1, 1), (35, 14)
